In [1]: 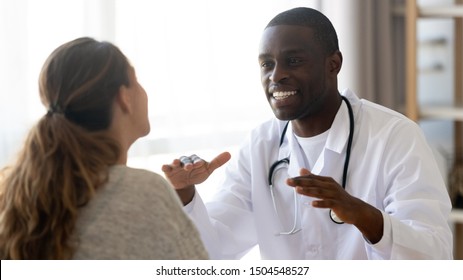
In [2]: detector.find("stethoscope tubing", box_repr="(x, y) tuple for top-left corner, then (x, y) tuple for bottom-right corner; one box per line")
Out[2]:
(268, 95), (354, 229)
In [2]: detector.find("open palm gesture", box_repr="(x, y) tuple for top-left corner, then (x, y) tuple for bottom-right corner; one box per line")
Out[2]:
(162, 152), (231, 190)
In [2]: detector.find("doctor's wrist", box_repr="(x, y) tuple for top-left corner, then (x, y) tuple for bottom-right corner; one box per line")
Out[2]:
(176, 185), (196, 206)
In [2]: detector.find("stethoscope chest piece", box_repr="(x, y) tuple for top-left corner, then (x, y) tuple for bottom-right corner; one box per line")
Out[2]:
(329, 209), (344, 224)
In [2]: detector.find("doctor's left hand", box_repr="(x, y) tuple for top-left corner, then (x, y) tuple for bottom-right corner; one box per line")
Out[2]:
(286, 168), (360, 224)
(286, 168), (383, 244)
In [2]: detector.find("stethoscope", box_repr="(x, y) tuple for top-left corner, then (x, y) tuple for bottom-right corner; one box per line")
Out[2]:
(268, 96), (354, 235)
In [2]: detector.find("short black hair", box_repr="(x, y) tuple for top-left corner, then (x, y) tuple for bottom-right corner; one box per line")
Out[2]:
(266, 7), (339, 55)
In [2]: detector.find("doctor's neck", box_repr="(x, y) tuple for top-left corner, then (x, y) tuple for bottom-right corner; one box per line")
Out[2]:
(291, 94), (342, 138)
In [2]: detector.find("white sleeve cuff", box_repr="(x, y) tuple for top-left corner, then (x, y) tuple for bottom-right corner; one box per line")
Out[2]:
(365, 210), (392, 259)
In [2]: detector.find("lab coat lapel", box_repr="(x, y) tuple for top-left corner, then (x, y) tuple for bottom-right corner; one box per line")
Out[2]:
(286, 122), (304, 178)
(312, 101), (351, 181)
(283, 100), (351, 179)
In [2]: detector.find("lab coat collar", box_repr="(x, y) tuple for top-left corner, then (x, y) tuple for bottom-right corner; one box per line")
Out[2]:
(325, 97), (350, 154)
(281, 89), (357, 176)
(326, 88), (359, 154)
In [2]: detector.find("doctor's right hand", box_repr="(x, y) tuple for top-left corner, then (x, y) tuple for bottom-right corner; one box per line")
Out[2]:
(162, 152), (231, 204)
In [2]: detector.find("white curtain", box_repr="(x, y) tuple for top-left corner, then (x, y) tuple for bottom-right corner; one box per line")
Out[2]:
(0, 0), (29, 166)
(320, 0), (401, 108)
(0, 0), (118, 166)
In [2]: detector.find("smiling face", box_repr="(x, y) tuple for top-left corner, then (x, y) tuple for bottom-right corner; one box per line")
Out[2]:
(258, 25), (341, 125)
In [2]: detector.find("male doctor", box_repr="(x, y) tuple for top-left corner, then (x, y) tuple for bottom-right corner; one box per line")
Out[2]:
(162, 7), (453, 259)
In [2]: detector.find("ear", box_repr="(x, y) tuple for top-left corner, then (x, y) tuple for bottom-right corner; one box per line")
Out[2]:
(327, 50), (343, 75)
(115, 85), (132, 114)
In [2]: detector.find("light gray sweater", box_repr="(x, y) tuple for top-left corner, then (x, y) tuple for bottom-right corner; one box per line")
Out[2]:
(72, 165), (208, 259)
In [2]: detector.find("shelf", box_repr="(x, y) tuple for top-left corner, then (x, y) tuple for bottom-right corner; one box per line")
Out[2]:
(450, 208), (463, 223)
(406, 0), (463, 259)
(419, 106), (463, 121)
(420, 5), (463, 18)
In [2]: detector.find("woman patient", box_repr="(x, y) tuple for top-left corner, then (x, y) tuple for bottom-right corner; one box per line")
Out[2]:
(0, 37), (208, 260)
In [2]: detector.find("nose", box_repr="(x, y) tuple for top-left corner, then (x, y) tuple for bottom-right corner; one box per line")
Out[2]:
(269, 64), (289, 83)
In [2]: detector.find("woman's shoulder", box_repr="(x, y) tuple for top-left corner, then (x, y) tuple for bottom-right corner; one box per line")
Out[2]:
(109, 165), (169, 186)
(74, 165), (207, 259)
(106, 165), (177, 202)
(90, 165), (185, 221)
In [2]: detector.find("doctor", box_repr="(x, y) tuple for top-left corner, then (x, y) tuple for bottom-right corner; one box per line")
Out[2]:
(162, 7), (453, 259)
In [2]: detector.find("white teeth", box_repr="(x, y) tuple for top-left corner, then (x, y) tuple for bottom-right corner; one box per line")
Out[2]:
(273, 91), (297, 100)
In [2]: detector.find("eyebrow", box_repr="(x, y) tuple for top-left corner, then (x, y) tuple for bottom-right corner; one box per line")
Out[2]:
(258, 49), (308, 60)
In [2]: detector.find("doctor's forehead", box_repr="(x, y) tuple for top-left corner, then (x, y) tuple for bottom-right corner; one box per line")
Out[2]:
(258, 25), (317, 56)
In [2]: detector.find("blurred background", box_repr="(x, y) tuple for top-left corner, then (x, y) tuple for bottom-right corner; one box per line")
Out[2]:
(0, 0), (461, 259)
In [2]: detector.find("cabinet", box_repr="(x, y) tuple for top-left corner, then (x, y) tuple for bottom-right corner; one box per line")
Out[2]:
(405, 0), (463, 259)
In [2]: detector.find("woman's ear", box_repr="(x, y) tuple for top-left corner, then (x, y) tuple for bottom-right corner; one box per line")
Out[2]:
(328, 50), (343, 75)
(115, 85), (132, 114)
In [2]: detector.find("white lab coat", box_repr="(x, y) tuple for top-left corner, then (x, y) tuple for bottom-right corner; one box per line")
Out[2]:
(185, 89), (453, 259)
